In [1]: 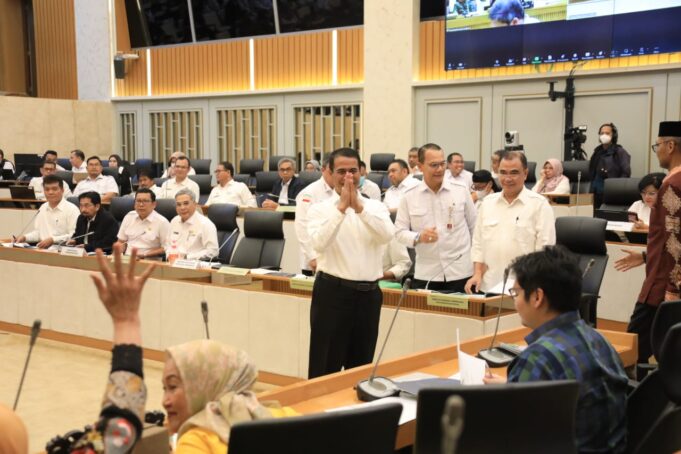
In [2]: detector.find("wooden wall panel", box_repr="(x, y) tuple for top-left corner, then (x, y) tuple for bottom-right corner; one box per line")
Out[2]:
(337, 28), (363, 84)
(254, 31), (332, 90)
(419, 20), (681, 82)
(115, 0), (131, 52)
(150, 40), (249, 95)
(114, 50), (147, 97)
(33, 0), (78, 99)
(0, 0), (28, 94)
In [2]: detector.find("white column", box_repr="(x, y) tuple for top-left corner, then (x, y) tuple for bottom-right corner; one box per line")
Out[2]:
(74, 0), (112, 100)
(363, 0), (419, 161)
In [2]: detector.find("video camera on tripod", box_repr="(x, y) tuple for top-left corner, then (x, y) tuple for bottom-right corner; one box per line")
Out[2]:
(564, 125), (588, 160)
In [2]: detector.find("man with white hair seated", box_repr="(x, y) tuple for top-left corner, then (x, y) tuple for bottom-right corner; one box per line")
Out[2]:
(262, 157), (304, 209)
(166, 189), (218, 260)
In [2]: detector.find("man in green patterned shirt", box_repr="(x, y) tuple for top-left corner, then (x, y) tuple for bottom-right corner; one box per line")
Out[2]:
(485, 246), (628, 453)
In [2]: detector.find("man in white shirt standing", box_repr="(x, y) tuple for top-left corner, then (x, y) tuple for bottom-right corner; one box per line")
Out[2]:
(69, 149), (87, 173)
(116, 188), (170, 259)
(73, 157), (119, 202)
(307, 148), (395, 378)
(294, 157), (334, 276)
(383, 159), (419, 212)
(166, 189), (219, 261)
(445, 152), (474, 189)
(358, 160), (382, 200)
(161, 151), (197, 178)
(29, 160), (72, 200)
(396, 143), (477, 292)
(159, 156), (200, 201)
(465, 150), (556, 294)
(16, 175), (79, 249)
(205, 161), (256, 207)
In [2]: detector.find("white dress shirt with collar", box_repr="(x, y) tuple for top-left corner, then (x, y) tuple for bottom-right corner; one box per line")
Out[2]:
(395, 179), (477, 282)
(161, 167), (196, 178)
(159, 177), (201, 201)
(294, 176), (335, 271)
(117, 210), (171, 255)
(471, 187), (556, 292)
(278, 179), (291, 205)
(71, 163), (87, 173)
(307, 191), (395, 281)
(28, 177), (72, 200)
(205, 179), (256, 207)
(126, 185), (162, 199)
(360, 178), (382, 200)
(383, 174), (420, 210)
(382, 238), (412, 280)
(445, 168), (474, 189)
(167, 211), (219, 260)
(73, 174), (119, 197)
(24, 197), (79, 244)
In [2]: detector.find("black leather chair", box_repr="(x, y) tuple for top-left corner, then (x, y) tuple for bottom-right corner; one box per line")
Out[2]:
(366, 172), (384, 188)
(562, 160), (591, 194)
(255, 171), (279, 194)
(239, 159), (264, 176)
(634, 300), (681, 379)
(369, 153), (395, 172)
(268, 155), (296, 171)
(595, 177), (641, 222)
(154, 177), (168, 188)
(102, 167), (118, 178)
(55, 171), (75, 190)
(229, 211), (285, 269)
(109, 197), (135, 223)
(66, 196), (79, 207)
(415, 381), (579, 454)
(229, 402), (402, 454)
(188, 175), (212, 204)
(464, 160), (475, 173)
(298, 171), (321, 188)
(555, 216), (608, 326)
(524, 161), (537, 189)
(57, 158), (71, 171)
(233, 173), (250, 186)
(154, 198), (177, 222)
(192, 159), (211, 175)
(206, 203), (240, 264)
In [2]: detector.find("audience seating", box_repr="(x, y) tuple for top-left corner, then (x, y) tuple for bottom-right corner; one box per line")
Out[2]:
(595, 177), (641, 222)
(57, 158), (71, 171)
(55, 171), (75, 190)
(635, 300), (681, 379)
(66, 196), (79, 207)
(464, 160), (475, 173)
(561, 160), (591, 194)
(109, 197), (135, 222)
(555, 217), (608, 326)
(524, 161), (537, 189)
(229, 211), (285, 269)
(233, 173), (251, 187)
(101, 167), (118, 178)
(188, 174), (212, 204)
(254, 171), (280, 206)
(192, 159), (211, 175)
(414, 381), (579, 454)
(366, 172), (384, 188)
(268, 155), (296, 171)
(369, 153), (395, 172)
(238, 159), (264, 188)
(206, 203), (240, 264)
(298, 171), (321, 188)
(154, 199), (177, 222)
(229, 402), (402, 454)
(154, 177), (168, 188)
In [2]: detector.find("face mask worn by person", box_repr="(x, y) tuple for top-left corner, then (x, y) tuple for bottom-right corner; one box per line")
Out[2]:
(600, 134), (612, 145)
(475, 189), (488, 201)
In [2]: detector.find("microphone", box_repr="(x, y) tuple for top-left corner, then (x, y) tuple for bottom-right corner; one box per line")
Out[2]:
(441, 395), (465, 454)
(12, 210), (40, 244)
(576, 171), (581, 207)
(477, 267), (516, 367)
(356, 278), (411, 402)
(55, 231), (94, 252)
(424, 254), (463, 291)
(208, 228), (239, 268)
(200, 300), (210, 339)
(14, 319), (41, 410)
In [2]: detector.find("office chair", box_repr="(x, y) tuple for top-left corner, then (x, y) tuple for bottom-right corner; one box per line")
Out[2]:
(55, 171), (75, 190)
(101, 167), (118, 178)
(154, 177), (168, 188)
(298, 171), (321, 188)
(635, 300), (681, 379)
(463, 160), (475, 173)
(239, 159), (264, 176)
(562, 160), (591, 194)
(109, 197), (135, 223)
(255, 171), (279, 194)
(192, 159), (212, 175)
(229, 210), (285, 269)
(233, 173), (250, 186)
(188, 174), (212, 204)
(154, 199), (177, 222)
(524, 161), (537, 189)
(229, 402), (402, 454)
(66, 196), (79, 207)
(595, 177), (641, 221)
(414, 381), (579, 454)
(268, 155), (296, 171)
(57, 158), (71, 171)
(369, 153), (395, 172)
(366, 172), (384, 187)
(206, 203), (240, 264)
(555, 216), (608, 326)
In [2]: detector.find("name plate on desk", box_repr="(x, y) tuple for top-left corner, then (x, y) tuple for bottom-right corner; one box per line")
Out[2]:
(109, 254), (131, 264)
(427, 292), (469, 310)
(217, 266), (250, 276)
(59, 246), (85, 257)
(276, 205), (296, 213)
(290, 276), (315, 291)
(172, 259), (199, 269)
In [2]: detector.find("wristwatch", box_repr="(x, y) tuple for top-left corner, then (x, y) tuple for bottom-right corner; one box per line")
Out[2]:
(414, 232), (421, 246)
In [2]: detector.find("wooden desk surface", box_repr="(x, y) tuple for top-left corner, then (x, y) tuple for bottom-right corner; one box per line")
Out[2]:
(259, 326), (636, 449)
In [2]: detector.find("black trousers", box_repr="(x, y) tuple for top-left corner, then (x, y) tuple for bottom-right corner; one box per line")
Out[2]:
(412, 276), (470, 293)
(308, 273), (383, 379)
(627, 302), (658, 366)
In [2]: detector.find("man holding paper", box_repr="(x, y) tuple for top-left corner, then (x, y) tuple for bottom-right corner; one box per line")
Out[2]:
(484, 246), (627, 453)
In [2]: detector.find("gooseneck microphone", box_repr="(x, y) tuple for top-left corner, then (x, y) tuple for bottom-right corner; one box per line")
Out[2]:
(56, 231), (94, 251)
(424, 254), (463, 291)
(201, 301), (210, 339)
(12, 210), (40, 244)
(582, 258), (596, 278)
(477, 267), (516, 367)
(208, 228), (239, 268)
(576, 171), (582, 207)
(356, 278), (411, 402)
(14, 319), (41, 410)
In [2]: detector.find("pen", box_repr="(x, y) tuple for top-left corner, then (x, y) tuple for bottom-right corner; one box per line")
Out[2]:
(485, 364), (494, 378)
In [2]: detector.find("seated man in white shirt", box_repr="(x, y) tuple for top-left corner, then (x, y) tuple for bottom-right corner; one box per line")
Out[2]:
(445, 152), (473, 189)
(43, 150), (65, 171)
(29, 160), (72, 200)
(73, 156), (119, 203)
(205, 161), (256, 207)
(15, 175), (79, 249)
(159, 156), (200, 201)
(383, 159), (419, 212)
(70, 149), (87, 173)
(166, 189), (219, 261)
(359, 160), (381, 200)
(126, 169), (162, 199)
(408, 147), (422, 176)
(161, 151), (197, 178)
(115, 188), (170, 259)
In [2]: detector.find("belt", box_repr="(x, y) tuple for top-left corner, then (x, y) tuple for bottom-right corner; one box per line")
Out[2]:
(317, 271), (379, 292)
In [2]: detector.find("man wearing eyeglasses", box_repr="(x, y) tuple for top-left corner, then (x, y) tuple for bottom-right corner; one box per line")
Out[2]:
(615, 121), (681, 373)
(306, 147), (395, 378)
(115, 188), (170, 259)
(67, 191), (119, 253)
(395, 143), (477, 292)
(205, 161), (256, 207)
(444, 152), (474, 189)
(159, 156), (200, 201)
(262, 157), (304, 209)
(465, 150), (555, 294)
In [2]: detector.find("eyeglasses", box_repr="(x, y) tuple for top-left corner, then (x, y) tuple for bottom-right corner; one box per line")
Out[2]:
(135, 199), (153, 205)
(450, 160), (464, 165)
(279, 167), (294, 173)
(79, 203), (95, 208)
(174, 165), (189, 170)
(470, 183), (489, 191)
(652, 141), (673, 153)
(214, 169), (226, 174)
(334, 168), (359, 176)
(425, 161), (446, 170)
(499, 170), (523, 178)
(508, 288), (520, 298)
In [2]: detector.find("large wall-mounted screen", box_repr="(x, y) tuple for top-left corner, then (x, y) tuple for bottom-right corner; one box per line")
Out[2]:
(444, 0), (681, 70)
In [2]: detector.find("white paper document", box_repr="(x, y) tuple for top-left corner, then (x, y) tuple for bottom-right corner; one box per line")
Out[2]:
(485, 278), (515, 295)
(326, 395), (417, 425)
(457, 329), (487, 385)
(606, 221), (634, 232)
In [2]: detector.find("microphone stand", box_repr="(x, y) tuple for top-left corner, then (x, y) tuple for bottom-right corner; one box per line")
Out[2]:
(201, 301), (210, 339)
(424, 254), (463, 291)
(356, 279), (411, 402)
(477, 268), (515, 367)
(208, 228), (239, 268)
(14, 320), (41, 410)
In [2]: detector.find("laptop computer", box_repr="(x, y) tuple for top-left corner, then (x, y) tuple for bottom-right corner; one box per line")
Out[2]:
(9, 185), (36, 200)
